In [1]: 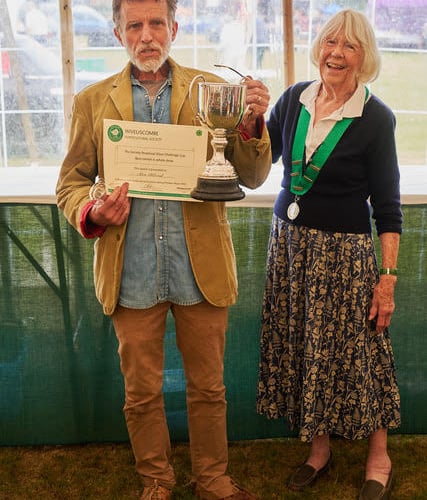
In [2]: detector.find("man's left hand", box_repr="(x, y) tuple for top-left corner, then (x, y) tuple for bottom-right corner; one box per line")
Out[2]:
(244, 78), (270, 117)
(240, 78), (270, 137)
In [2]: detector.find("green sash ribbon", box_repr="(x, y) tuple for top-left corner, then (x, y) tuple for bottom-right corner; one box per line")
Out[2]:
(290, 86), (369, 196)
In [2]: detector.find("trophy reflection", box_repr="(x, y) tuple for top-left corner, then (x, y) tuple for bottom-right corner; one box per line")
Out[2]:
(189, 75), (247, 201)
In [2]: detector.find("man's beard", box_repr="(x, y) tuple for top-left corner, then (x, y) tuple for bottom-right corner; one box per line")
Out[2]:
(130, 40), (172, 74)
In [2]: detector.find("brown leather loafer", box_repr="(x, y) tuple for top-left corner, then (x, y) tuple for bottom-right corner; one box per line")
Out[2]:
(359, 469), (393, 500)
(287, 453), (332, 491)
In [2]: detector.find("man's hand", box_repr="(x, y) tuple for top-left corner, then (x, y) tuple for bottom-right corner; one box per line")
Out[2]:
(88, 183), (131, 227)
(240, 78), (270, 137)
(244, 77), (270, 116)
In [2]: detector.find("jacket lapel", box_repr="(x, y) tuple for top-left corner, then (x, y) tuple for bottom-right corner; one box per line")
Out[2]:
(109, 62), (134, 121)
(168, 58), (192, 125)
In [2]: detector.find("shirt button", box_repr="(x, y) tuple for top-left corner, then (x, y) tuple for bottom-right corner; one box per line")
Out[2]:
(159, 235), (164, 240)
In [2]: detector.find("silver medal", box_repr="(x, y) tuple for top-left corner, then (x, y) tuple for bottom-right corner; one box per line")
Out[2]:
(287, 201), (300, 220)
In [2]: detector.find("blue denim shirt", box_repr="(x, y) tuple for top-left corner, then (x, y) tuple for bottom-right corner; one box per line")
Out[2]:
(119, 74), (204, 308)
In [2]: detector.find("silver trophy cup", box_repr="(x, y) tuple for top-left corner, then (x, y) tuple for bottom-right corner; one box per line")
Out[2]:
(189, 75), (247, 201)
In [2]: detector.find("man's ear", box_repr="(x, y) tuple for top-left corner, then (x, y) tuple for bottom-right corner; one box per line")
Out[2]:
(114, 27), (123, 46)
(171, 21), (178, 42)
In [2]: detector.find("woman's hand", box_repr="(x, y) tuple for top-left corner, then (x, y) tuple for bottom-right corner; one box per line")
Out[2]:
(370, 232), (400, 333)
(369, 275), (397, 333)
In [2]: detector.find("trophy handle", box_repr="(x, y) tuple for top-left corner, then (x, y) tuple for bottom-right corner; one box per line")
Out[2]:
(89, 176), (106, 200)
(189, 74), (206, 119)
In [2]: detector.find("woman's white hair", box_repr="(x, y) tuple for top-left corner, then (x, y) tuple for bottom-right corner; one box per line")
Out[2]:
(310, 9), (381, 83)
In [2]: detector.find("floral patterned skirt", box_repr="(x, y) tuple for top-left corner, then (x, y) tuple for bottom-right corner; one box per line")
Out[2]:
(256, 216), (401, 442)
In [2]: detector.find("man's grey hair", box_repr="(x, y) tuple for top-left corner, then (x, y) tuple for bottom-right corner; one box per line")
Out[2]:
(112, 0), (178, 28)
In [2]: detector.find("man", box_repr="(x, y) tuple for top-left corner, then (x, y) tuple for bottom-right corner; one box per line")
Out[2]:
(56, 1), (271, 498)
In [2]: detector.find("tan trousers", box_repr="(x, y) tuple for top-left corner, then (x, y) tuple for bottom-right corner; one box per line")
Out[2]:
(112, 301), (235, 499)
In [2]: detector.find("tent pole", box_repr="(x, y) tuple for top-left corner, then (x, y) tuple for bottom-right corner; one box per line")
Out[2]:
(59, 0), (75, 146)
(282, 0), (295, 87)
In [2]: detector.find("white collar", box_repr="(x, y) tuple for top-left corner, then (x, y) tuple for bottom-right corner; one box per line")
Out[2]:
(300, 80), (368, 119)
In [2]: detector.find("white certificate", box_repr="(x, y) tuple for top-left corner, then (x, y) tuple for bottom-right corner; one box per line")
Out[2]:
(103, 119), (208, 201)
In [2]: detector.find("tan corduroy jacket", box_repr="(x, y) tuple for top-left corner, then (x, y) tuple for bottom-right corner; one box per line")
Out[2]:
(56, 58), (271, 315)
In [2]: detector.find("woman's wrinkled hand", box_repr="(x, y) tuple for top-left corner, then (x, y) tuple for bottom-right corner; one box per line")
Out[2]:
(368, 275), (397, 333)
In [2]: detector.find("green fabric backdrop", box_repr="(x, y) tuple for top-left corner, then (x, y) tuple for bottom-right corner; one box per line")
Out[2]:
(0, 204), (426, 445)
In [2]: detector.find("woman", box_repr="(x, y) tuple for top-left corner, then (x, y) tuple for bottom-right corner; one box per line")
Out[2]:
(256, 9), (401, 500)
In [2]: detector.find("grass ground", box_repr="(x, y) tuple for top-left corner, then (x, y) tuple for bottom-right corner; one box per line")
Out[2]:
(1, 435), (426, 499)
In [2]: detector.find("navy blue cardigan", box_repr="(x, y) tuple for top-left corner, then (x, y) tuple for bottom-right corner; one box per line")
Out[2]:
(268, 81), (402, 235)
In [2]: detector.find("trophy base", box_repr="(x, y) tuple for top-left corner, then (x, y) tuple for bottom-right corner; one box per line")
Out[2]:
(191, 176), (245, 201)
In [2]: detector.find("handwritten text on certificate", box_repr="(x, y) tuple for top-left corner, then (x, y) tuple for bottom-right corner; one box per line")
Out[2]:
(103, 119), (208, 201)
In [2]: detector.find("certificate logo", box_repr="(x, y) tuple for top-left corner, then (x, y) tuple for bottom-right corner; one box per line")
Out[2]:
(108, 124), (124, 142)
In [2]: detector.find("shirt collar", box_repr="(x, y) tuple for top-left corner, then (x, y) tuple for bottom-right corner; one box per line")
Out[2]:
(300, 80), (367, 119)
(130, 69), (173, 87)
